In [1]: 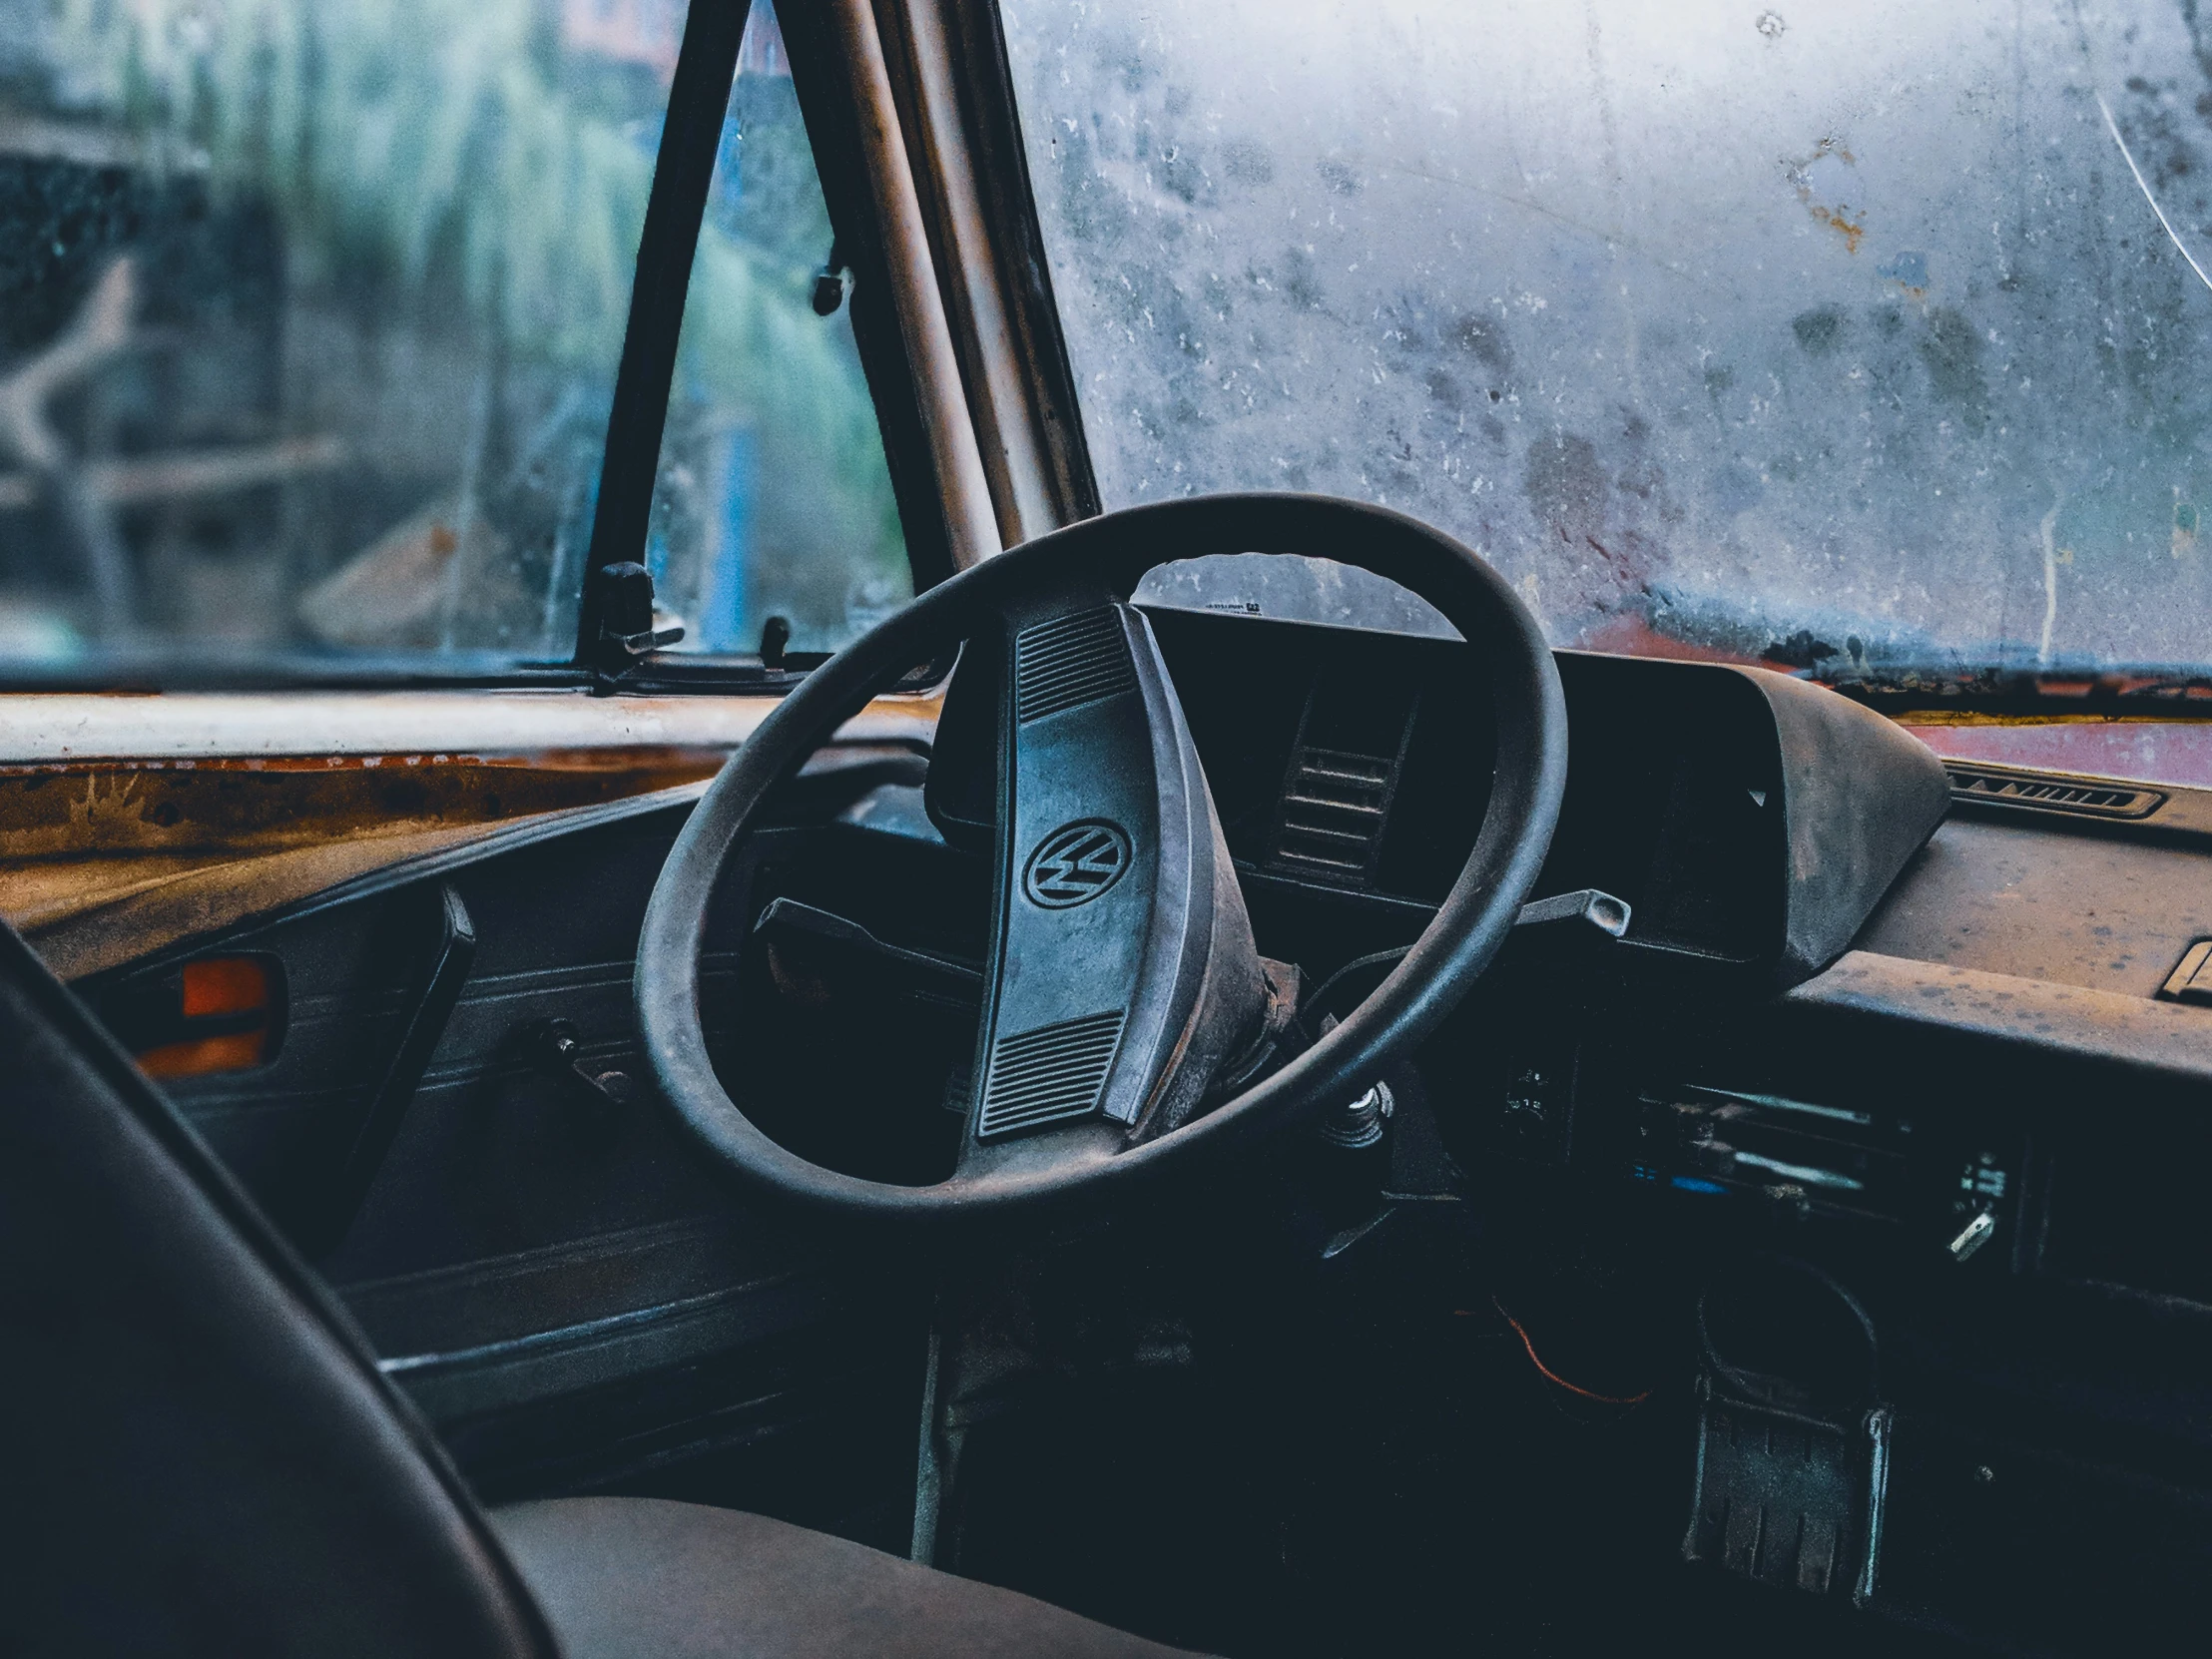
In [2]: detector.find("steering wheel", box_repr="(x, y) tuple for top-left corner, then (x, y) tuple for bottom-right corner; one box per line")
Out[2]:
(637, 492), (1567, 1219)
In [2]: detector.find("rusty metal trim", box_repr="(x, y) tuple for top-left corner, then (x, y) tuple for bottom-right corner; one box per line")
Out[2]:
(0, 690), (938, 765)
(823, 0), (1000, 569)
(29, 781), (707, 983)
(878, 0), (1065, 546)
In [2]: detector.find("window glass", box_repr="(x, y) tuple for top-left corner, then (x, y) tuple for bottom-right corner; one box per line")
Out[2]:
(645, 1), (909, 660)
(1002, 0), (2212, 678)
(0, 0), (685, 671)
(0, 0), (904, 677)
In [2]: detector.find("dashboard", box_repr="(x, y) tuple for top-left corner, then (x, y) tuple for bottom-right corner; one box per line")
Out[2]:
(70, 601), (2212, 1651)
(898, 604), (2212, 1315)
(909, 601), (2212, 1646)
(933, 606), (1808, 956)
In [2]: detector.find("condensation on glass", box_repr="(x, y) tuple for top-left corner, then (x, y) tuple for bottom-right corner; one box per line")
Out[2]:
(645, 1), (910, 660)
(0, 0), (899, 672)
(0, 0), (686, 666)
(1004, 0), (2212, 674)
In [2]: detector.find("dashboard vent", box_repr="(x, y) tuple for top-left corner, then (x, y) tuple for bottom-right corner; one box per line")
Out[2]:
(1266, 674), (1419, 884)
(1273, 749), (1396, 877)
(976, 1009), (1125, 1139)
(1944, 762), (2165, 820)
(1015, 609), (1135, 722)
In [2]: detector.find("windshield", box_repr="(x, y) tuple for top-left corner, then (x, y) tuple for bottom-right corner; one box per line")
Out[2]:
(1002, 0), (2212, 681)
(0, 0), (902, 677)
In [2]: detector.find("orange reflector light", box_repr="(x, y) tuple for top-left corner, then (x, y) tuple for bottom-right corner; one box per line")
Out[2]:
(137, 1029), (270, 1079)
(180, 956), (270, 1018)
(130, 956), (278, 1077)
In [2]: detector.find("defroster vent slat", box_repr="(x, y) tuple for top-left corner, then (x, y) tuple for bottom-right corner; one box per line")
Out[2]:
(976, 1010), (1126, 1139)
(1944, 762), (2164, 820)
(1016, 609), (1136, 722)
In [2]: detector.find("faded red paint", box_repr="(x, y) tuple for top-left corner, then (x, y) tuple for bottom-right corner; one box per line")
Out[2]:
(1906, 719), (2212, 792)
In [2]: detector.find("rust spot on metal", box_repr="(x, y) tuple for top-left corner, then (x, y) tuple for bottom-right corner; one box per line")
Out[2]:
(0, 693), (940, 979)
(1816, 207), (1866, 254)
(0, 752), (723, 864)
(1785, 137), (1865, 254)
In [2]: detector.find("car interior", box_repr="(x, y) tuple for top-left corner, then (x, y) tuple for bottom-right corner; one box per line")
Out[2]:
(8, 2), (2212, 1655)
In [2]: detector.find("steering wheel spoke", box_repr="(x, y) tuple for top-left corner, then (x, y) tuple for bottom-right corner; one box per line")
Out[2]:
(957, 593), (1266, 1158)
(951, 1108), (1123, 1187)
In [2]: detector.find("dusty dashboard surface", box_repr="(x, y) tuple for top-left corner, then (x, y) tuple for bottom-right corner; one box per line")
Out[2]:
(1110, 606), (2212, 1297)
(1105, 604), (2212, 1647)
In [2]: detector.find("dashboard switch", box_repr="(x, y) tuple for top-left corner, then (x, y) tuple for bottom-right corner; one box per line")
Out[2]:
(1494, 1055), (1574, 1165)
(530, 1018), (635, 1120)
(1947, 1209), (1998, 1264)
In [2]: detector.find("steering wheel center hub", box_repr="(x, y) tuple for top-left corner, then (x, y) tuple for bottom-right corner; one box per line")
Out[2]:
(1023, 819), (1134, 908)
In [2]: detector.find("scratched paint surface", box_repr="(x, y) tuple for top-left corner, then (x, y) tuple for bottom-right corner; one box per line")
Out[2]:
(1006, 0), (2212, 673)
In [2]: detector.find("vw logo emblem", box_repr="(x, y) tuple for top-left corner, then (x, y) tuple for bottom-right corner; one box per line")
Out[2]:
(1022, 820), (1133, 908)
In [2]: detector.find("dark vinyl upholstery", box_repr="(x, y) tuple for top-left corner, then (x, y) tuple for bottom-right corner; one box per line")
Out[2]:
(492, 1497), (1202, 1659)
(0, 918), (1205, 1658)
(0, 922), (553, 1658)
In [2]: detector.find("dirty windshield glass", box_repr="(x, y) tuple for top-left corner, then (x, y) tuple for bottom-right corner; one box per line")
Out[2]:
(0, 0), (900, 673)
(1003, 0), (2212, 678)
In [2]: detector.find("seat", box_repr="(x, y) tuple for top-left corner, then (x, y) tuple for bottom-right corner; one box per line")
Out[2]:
(0, 919), (1199, 1658)
(490, 1496), (1192, 1658)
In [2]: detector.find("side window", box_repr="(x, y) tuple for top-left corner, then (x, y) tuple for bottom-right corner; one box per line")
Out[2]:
(644, 2), (909, 661)
(0, 0), (904, 674)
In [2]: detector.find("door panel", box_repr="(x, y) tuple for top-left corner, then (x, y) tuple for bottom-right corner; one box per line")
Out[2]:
(65, 761), (949, 1534)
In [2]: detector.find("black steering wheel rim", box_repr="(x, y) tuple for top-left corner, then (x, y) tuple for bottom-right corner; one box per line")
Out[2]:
(636, 491), (1569, 1219)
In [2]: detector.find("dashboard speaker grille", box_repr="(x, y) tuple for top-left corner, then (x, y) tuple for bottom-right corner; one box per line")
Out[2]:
(1015, 609), (1136, 722)
(976, 1009), (1126, 1139)
(1944, 762), (2165, 820)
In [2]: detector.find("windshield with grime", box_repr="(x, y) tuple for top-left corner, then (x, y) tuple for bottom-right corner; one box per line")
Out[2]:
(1005, 0), (2212, 681)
